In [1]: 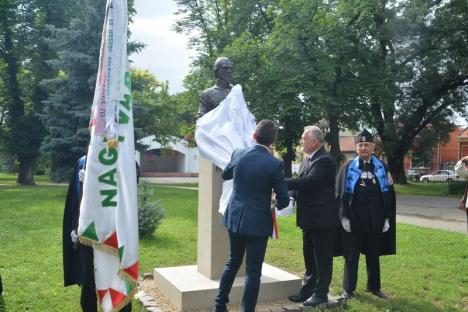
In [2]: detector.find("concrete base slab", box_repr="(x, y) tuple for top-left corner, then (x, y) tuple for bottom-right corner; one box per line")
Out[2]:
(154, 264), (301, 311)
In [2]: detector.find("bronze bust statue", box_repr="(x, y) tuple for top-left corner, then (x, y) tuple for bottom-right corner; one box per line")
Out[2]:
(198, 57), (233, 118)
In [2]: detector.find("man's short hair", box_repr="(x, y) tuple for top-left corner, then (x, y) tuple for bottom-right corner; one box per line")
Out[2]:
(255, 119), (277, 146)
(304, 125), (324, 145)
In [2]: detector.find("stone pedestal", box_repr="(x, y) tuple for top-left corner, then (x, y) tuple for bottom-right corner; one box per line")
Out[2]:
(196, 157), (231, 279)
(153, 157), (301, 311)
(154, 264), (301, 311)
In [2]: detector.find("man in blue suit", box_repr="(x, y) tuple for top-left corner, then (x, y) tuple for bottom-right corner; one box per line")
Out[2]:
(214, 119), (290, 312)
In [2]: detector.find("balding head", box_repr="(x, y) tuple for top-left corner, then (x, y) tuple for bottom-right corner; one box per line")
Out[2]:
(304, 126), (324, 145)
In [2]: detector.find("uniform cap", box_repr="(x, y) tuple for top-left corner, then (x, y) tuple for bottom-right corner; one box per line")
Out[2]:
(355, 129), (374, 143)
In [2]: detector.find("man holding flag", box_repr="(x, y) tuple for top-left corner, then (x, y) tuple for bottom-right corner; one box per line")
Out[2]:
(62, 0), (138, 311)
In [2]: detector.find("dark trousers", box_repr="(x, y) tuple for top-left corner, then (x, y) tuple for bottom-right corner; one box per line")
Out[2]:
(343, 232), (381, 293)
(215, 231), (269, 312)
(80, 245), (132, 312)
(300, 228), (335, 300)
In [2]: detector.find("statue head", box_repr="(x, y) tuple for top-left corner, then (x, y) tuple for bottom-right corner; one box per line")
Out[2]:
(213, 57), (233, 84)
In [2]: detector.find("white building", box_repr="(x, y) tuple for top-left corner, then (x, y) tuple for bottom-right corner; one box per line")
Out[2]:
(137, 135), (199, 177)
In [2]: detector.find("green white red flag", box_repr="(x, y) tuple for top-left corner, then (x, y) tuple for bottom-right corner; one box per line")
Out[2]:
(78, 0), (138, 310)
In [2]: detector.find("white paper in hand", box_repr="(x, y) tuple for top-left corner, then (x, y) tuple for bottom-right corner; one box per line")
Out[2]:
(276, 197), (294, 217)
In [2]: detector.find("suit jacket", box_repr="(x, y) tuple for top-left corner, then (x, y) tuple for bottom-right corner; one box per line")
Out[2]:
(221, 144), (290, 237)
(286, 147), (339, 230)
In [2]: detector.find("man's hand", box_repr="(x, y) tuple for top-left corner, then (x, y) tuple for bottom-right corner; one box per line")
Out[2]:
(78, 169), (85, 182)
(70, 230), (79, 244)
(382, 219), (390, 233)
(341, 217), (351, 232)
(387, 173), (394, 186)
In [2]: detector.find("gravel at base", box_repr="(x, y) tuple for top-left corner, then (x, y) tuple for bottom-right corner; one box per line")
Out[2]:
(139, 278), (304, 312)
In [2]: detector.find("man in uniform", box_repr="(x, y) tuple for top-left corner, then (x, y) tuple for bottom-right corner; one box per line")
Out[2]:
(63, 156), (133, 311)
(336, 129), (396, 300)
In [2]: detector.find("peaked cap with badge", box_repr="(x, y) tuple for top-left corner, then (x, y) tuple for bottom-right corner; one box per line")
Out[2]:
(355, 129), (374, 144)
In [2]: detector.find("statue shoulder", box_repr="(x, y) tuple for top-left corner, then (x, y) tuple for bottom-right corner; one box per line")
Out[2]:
(200, 85), (217, 97)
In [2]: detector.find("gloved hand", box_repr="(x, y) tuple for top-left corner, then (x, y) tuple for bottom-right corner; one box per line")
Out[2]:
(70, 230), (79, 244)
(382, 218), (390, 233)
(79, 169), (85, 182)
(287, 197), (295, 209)
(341, 217), (351, 232)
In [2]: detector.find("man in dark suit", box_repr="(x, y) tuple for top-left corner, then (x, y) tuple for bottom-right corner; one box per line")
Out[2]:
(287, 126), (339, 307)
(214, 119), (290, 312)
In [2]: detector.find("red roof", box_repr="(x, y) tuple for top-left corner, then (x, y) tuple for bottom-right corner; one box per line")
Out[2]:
(339, 137), (356, 152)
(457, 127), (468, 139)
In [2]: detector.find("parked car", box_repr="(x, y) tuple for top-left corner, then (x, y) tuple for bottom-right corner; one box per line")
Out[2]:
(406, 167), (429, 182)
(419, 170), (461, 183)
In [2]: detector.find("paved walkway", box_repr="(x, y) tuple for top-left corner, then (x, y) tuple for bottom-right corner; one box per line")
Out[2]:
(396, 194), (467, 233)
(140, 177), (198, 184)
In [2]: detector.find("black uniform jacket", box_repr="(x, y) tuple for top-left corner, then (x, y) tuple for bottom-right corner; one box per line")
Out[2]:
(62, 160), (83, 287)
(286, 147), (339, 230)
(334, 159), (396, 256)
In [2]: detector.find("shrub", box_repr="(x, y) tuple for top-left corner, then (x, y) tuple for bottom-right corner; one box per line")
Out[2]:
(138, 181), (166, 238)
(448, 181), (468, 195)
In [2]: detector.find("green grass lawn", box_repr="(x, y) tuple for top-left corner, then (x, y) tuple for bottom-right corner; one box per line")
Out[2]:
(394, 181), (458, 197)
(0, 177), (467, 311)
(0, 173), (53, 186)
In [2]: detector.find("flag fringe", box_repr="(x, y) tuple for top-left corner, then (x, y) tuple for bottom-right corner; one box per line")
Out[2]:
(79, 237), (119, 257)
(110, 284), (138, 312)
(120, 269), (138, 283)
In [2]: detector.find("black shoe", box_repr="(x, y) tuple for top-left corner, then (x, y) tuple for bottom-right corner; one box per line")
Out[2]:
(214, 304), (228, 312)
(365, 288), (388, 299)
(289, 294), (310, 303)
(303, 295), (328, 307)
(339, 291), (353, 301)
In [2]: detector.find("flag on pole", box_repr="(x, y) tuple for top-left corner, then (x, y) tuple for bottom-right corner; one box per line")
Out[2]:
(78, 0), (138, 311)
(271, 207), (279, 239)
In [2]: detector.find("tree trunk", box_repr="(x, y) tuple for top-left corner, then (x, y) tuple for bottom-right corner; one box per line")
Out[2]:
(17, 157), (35, 185)
(387, 153), (407, 184)
(282, 141), (295, 178)
(327, 113), (341, 168)
(283, 153), (292, 178)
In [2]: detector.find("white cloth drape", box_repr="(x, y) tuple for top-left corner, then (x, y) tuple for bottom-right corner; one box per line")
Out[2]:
(195, 85), (256, 214)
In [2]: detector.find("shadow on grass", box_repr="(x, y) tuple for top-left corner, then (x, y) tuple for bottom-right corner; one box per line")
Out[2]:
(0, 296), (5, 312)
(354, 293), (454, 312)
(304, 295), (454, 312)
